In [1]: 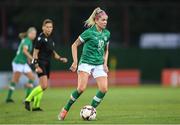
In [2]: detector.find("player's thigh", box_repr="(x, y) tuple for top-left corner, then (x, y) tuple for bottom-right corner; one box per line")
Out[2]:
(12, 72), (22, 83)
(39, 75), (48, 89)
(77, 71), (90, 91)
(77, 63), (92, 74)
(93, 65), (108, 92)
(95, 76), (108, 93)
(11, 62), (22, 83)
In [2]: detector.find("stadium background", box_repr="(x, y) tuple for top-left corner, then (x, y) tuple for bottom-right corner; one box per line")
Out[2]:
(0, 0), (180, 85)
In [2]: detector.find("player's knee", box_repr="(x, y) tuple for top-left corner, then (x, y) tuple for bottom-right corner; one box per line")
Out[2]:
(41, 84), (48, 90)
(43, 85), (48, 90)
(28, 79), (34, 84)
(31, 76), (35, 81)
(100, 87), (108, 93)
(42, 86), (48, 90)
(11, 81), (18, 84)
(77, 86), (86, 93)
(12, 78), (19, 84)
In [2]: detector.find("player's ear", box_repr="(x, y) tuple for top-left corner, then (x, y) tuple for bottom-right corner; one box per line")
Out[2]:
(42, 26), (45, 31)
(94, 17), (99, 24)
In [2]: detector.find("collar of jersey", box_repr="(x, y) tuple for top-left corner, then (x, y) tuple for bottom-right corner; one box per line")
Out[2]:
(25, 37), (31, 42)
(92, 25), (104, 34)
(42, 32), (50, 39)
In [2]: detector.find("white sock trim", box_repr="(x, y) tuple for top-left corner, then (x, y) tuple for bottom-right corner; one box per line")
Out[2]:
(93, 96), (101, 102)
(9, 86), (15, 90)
(70, 94), (76, 101)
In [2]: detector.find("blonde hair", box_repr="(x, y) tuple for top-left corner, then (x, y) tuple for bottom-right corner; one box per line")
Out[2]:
(84, 7), (106, 27)
(18, 32), (27, 39)
(27, 27), (36, 34)
(18, 27), (36, 39)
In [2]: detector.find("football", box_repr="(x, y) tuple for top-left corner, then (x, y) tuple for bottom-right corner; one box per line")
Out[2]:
(80, 105), (96, 121)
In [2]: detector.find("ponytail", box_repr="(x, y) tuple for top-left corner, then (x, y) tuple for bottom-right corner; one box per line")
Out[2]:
(18, 27), (36, 40)
(18, 32), (27, 39)
(84, 7), (107, 28)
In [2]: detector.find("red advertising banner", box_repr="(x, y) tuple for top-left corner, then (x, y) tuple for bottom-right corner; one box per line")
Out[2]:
(49, 70), (140, 87)
(162, 69), (180, 86)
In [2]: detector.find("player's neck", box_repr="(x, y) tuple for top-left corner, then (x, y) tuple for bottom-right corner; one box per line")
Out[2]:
(95, 25), (103, 33)
(43, 31), (50, 37)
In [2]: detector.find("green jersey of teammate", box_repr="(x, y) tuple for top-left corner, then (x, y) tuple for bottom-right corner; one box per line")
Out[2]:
(13, 37), (33, 64)
(79, 25), (110, 65)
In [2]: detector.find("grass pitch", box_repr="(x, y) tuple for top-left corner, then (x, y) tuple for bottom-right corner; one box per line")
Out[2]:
(0, 85), (180, 124)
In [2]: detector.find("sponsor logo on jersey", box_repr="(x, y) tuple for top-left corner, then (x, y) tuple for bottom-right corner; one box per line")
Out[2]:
(104, 36), (107, 41)
(45, 38), (48, 42)
(38, 37), (41, 41)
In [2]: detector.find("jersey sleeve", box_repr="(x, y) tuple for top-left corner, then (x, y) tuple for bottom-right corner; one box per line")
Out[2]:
(108, 32), (111, 41)
(106, 31), (111, 45)
(23, 39), (30, 49)
(79, 29), (90, 43)
(34, 37), (42, 49)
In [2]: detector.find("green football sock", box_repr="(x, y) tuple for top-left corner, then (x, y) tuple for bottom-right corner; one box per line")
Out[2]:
(64, 90), (82, 111)
(25, 79), (34, 98)
(91, 91), (106, 108)
(6, 82), (16, 100)
(33, 92), (43, 108)
(26, 85), (43, 102)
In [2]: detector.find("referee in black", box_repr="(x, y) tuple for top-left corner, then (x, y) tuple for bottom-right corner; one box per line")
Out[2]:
(25, 19), (68, 111)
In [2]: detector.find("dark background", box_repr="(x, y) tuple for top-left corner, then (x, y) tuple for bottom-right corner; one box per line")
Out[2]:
(0, 0), (180, 83)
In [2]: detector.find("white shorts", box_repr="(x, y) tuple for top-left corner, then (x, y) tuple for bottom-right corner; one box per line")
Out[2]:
(77, 63), (107, 78)
(12, 62), (32, 73)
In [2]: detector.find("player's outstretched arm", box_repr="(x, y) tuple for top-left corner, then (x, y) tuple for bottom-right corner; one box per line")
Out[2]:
(32, 48), (39, 59)
(103, 43), (109, 73)
(31, 48), (42, 73)
(23, 45), (33, 61)
(53, 51), (68, 63)
(70, 37), (82, 72)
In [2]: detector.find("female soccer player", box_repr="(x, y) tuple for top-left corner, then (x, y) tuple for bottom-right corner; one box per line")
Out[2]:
(6, 27), (37, 103)
(25, 19), (68, 111)
(58, 7), (110, 120)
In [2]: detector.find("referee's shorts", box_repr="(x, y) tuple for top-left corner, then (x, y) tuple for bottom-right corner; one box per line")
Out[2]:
(37, 60), (50, 79)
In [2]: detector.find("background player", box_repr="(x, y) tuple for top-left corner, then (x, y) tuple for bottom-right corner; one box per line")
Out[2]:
(6, 27), (37, 103)
(25, 19), (68, 111)
(58, 7), (110, 120)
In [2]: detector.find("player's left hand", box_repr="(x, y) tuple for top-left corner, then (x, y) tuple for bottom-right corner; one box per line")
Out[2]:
(59, 57), (68, 63)
(103, 64), (109, 73)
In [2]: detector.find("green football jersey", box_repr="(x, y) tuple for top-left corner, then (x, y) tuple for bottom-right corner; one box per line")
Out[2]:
(13, 37), (33, 64)
(79, 25), (110, 65)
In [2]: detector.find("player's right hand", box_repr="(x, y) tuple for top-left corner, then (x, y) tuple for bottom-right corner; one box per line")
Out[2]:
(35, 66), (43, 73)
(31, 58), (38, 65)
(70, 62), (77, 72)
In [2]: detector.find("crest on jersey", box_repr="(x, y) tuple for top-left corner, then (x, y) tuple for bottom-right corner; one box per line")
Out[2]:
(45, 38), (48, 42)
(22, 39), (25, 43)
(38, 37), (41, 41)
(104, 36), (107, 41)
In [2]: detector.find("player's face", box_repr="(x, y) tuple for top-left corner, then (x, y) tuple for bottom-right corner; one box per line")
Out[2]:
(95, 15), (108, 29)
(43, 23), (53, 36)
(28, 30), (37, 41)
